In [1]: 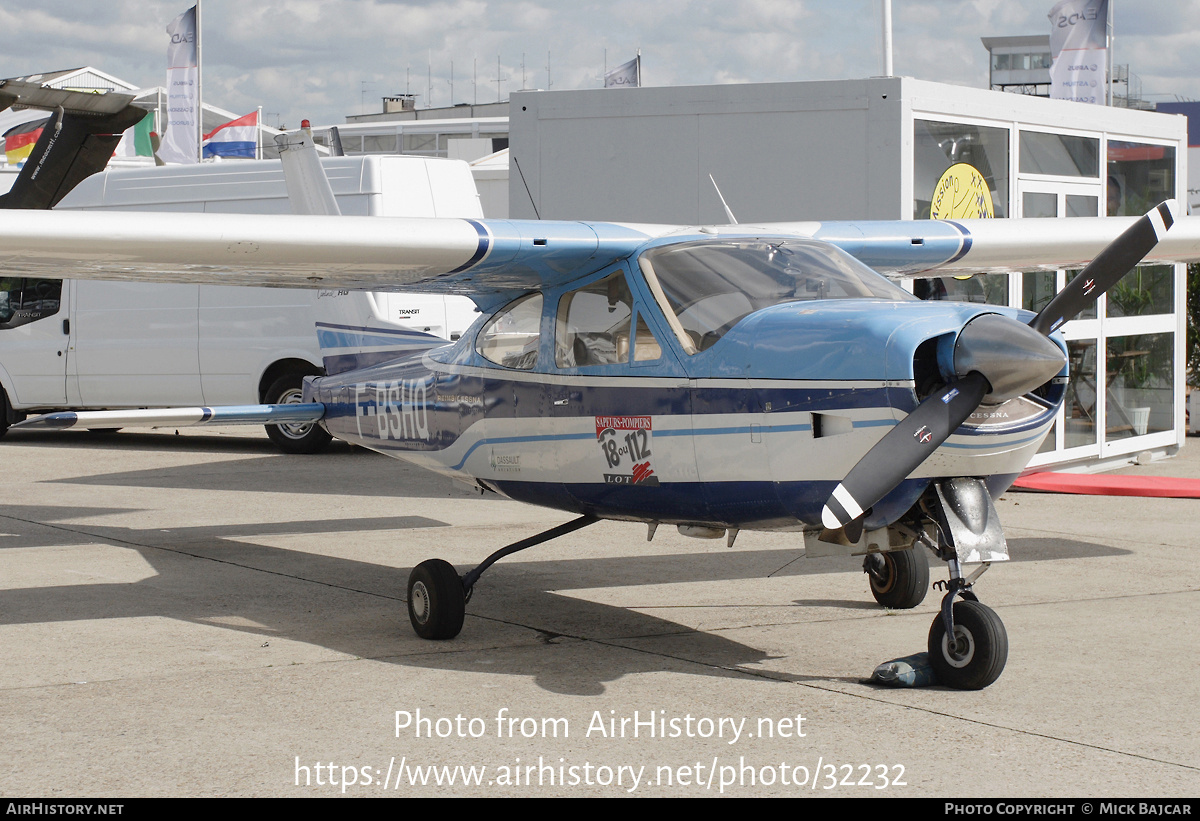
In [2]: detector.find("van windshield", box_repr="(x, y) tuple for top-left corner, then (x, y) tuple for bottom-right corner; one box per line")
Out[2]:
(638, 239), (912, 353)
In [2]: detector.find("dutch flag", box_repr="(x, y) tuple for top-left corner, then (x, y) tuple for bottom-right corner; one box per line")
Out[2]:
(202, 111), (258, 159)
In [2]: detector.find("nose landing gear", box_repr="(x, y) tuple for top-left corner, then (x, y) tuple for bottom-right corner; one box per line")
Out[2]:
(919, 477), (1010, 689)
(927, 568), (1008, 690)
(928, 596), (1007, 690)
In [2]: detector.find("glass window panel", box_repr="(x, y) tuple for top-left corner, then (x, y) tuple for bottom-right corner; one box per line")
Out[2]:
(555, 271), (632, 368)
(1106, 332), (1173, 437)
(1066, 195), (1098, 217)
(1065, 339), (1098, 448)
(981, 275), (1009, 306)
(363, 134), (396, 153)
(476, 293), (542, 370)
(1023, 191), (1058, 218)
(1022, 271), (1057, 313)
(914, 120), (1010, 219)
(643, 239), (911, 353)
(402, 133), (438, 154)
(913, 275), (1007, 305)
(1019, 131), (1100, 177)
(0, 278), (62, 329)
(1106, 264), (1173, 318)
(1108, 141), (1176, 216)
(632, 315), (661, 362)
(1038, 421), (1057, 453)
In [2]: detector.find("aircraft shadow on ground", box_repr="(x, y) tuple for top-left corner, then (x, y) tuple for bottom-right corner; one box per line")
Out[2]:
(7, 429), (298, 454)
(0, 502), (1130, 695)
(41, 450), (477, 500)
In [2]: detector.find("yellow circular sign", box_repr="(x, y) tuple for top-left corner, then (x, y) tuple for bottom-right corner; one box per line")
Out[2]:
(930, 163), (994, 220)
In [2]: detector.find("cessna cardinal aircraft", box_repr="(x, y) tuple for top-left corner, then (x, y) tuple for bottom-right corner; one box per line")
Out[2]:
(3, 94), (1200, 689)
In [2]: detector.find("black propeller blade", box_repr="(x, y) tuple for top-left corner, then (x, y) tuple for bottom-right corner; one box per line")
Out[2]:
(820, 200), (1178, 535)
(821, 373), (988, 531)
(1029, 199), (1176, 336)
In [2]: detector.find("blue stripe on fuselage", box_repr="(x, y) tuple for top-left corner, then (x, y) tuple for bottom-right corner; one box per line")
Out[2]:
(318, 356), (1053, 454)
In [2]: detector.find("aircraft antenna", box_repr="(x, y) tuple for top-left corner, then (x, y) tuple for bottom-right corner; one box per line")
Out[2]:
(513, 156), (541, 219)
(709, 174), (738, 224)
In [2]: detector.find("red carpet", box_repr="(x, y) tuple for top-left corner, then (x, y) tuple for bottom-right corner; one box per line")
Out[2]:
(1011, 472), (1200, 497)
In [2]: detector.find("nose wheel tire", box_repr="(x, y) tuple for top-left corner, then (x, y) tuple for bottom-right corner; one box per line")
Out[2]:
(864, 548), (929, 609)
(407, 559), (466, 640)
(927, 599), (1007, 690)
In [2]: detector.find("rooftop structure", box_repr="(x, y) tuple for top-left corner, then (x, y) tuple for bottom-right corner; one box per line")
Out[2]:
(982, 35), (1052, 97)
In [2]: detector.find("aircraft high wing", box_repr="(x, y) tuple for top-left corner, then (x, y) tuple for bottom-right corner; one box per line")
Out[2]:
(2, 136), (1199, 688)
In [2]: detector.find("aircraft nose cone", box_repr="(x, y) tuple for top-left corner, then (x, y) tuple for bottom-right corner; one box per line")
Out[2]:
(953, 314), (1066, 403)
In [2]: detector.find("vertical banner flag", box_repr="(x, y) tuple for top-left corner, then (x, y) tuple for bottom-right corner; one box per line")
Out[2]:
(1047, 0), (1108, 104)
(159, 5), (199, 163)
(604, 55), (641, 88)
(203, 111), (259, 159)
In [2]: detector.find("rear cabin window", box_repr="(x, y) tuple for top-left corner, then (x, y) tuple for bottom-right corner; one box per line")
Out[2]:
(476, 293), (542, 370)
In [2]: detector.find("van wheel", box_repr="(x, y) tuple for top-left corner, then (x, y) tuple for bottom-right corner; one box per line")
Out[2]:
(263, 374), (331, 454)
(0, 387), (8, 439)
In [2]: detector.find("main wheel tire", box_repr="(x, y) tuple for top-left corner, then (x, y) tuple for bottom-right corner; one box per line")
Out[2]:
(407, 559), (466, 640)
(263, 374), (331, 454)
(865, 548), (929, 609)
(927, 600), (1008, 690)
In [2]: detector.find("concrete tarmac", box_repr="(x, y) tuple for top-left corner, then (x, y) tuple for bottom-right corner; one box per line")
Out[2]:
(0, 426), (1197, 797)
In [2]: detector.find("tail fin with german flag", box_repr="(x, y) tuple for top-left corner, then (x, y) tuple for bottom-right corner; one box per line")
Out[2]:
(0, 77), (150, 210)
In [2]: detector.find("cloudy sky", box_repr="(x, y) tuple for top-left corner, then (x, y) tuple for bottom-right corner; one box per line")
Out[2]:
(1, 0), (1198, 128)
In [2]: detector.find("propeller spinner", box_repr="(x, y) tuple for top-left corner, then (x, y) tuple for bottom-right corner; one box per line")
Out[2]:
(821, 200), (1178, 535)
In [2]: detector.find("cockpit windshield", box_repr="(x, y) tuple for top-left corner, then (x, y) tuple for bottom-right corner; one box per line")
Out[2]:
(638, 238), (914, 353)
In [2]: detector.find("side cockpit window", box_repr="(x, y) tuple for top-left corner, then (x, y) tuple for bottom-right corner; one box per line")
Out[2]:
(554, 270), (662, 368)
(630, 315), (661, 363)
(476, 293), (542, 370)
(556, 272), (632, 368)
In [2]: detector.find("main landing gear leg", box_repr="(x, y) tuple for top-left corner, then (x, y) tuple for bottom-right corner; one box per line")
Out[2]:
(407, 514), (599, 640)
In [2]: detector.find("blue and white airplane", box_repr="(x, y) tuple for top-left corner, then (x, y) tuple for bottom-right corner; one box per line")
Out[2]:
(4, 200), (1197, 690)
(2, 95), (1198, 687)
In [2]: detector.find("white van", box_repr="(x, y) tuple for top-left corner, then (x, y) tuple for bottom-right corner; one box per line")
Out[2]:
(0, 156), (479, 452)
